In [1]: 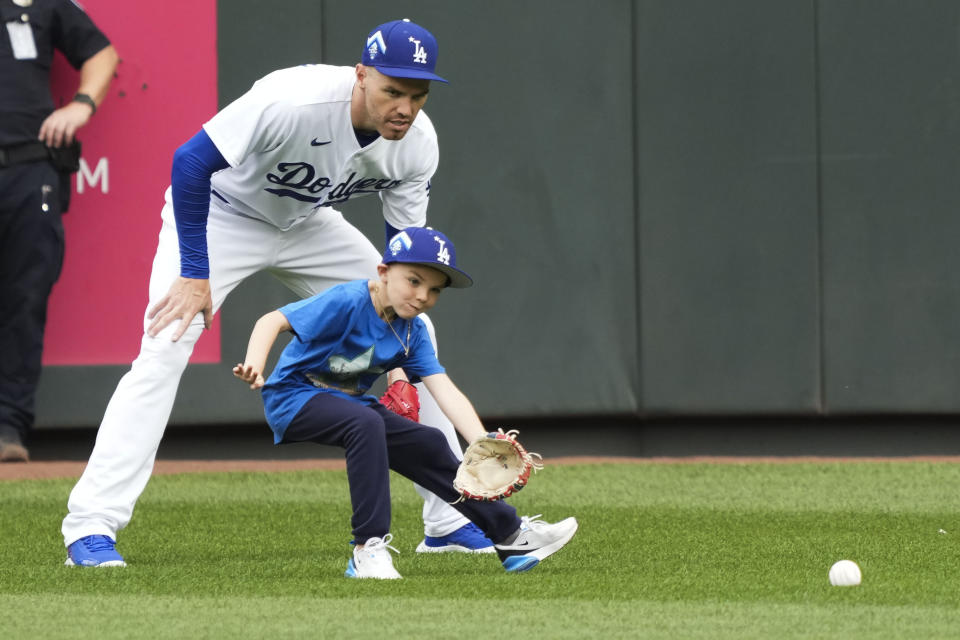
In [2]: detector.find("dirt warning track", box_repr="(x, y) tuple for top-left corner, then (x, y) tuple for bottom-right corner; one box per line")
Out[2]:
(3, 455), (960, 481)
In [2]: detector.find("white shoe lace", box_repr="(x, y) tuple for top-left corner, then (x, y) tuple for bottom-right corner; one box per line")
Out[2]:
(506, 514), (551, 548)
(363, 533), (400, 556)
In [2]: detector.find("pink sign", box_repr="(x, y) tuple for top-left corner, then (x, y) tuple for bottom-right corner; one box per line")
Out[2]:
(43, 0), (220, 365)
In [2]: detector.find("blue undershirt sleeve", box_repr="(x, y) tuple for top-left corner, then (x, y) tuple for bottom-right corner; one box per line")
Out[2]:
(170, 129), (230, 279)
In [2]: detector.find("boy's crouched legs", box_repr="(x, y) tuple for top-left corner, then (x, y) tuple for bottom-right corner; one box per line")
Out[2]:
(378, 407), (578, 572)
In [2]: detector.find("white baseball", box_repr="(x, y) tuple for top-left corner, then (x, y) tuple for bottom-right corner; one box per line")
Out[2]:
(829, 560), (862, 586)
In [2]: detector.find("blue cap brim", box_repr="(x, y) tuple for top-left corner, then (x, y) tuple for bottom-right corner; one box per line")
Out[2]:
(372, 65), (449, 83)
(434, 265), (472, 288)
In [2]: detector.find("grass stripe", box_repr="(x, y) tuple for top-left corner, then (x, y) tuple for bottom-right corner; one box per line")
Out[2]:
(3, 462), (960, 638)
(2, 594), (960, 639)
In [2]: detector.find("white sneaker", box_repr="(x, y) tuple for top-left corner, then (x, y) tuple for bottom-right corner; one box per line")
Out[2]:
(345, 534), (402, 579)
(494, 515), (578, 573)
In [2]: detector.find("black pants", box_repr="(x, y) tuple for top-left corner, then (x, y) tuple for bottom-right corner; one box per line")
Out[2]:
(282, 392), (522, 545)
(0, 161), (65, 441)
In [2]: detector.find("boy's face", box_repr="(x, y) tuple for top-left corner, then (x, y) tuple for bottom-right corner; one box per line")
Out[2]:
(380, 263), (447, 318)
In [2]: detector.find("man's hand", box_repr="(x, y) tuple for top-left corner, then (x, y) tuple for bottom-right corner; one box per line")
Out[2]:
(38, 44), (119, 147)
(147, 277), (213, 341)
(233, 363), (265, 390)
(38, 102), (94, 148)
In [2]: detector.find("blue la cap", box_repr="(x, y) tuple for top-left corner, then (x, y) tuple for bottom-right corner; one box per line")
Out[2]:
(383, 227), (472, 288)
(362, 19), (448, 83)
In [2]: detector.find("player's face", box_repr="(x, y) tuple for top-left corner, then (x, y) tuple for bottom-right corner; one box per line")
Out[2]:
(381, 264), (447, 319)
(355, 66), (430, 140)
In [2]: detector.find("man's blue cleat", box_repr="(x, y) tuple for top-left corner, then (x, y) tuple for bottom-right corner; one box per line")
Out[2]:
(415, 521), (496, 553)
(65, 535), (126, 567)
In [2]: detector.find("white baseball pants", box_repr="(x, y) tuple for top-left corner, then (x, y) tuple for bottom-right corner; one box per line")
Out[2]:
(62, 192), (468, 546)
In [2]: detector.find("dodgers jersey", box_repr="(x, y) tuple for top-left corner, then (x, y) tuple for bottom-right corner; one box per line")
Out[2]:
(262, 279), (444, 442)
(202, 64), (438, 231)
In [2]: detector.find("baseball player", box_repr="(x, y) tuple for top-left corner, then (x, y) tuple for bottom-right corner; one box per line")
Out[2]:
(63, 19), (491, 567)
(232, 227), (579, 579)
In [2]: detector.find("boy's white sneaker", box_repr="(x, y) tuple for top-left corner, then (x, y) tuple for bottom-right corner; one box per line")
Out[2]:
(495, 515), (578, 573)
(345, 534), (402, 579)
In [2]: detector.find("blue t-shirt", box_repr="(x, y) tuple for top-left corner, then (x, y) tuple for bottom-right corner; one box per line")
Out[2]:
(262, 279), (444, 442)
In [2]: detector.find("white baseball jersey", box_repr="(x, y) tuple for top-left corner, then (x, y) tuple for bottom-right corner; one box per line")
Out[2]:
(203, 64), (438, 231)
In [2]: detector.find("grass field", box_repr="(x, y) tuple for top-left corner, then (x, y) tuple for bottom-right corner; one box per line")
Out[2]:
(2, 461), (960, 638)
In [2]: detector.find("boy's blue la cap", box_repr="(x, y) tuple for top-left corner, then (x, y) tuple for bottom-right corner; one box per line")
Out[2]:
(383, 227), (472, 288)
(362, 19), (448, 83)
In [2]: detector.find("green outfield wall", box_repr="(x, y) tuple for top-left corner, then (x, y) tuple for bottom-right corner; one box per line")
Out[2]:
(35, 0), (960, 426)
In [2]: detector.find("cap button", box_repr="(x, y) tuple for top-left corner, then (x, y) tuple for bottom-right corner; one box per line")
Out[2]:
(402, 18), (410, 22)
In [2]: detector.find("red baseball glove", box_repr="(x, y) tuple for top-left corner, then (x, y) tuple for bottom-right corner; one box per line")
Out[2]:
(380, 380), (420, 422)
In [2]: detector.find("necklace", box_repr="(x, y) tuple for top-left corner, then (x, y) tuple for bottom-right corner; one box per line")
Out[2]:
(373, 283), (411, 356)
(386, 316), (412, 357)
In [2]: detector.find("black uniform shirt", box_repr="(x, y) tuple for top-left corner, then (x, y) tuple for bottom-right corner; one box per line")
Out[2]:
(0, 0), (110, 146)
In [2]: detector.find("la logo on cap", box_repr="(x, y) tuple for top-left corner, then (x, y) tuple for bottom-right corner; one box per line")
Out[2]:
(409, 36), (427, 64)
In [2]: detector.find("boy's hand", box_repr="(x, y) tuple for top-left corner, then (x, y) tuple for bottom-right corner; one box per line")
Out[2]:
(233, 363), (265, 389)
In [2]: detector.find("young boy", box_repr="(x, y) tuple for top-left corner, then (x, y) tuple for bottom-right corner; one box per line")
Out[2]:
(233, 227), (578, 579)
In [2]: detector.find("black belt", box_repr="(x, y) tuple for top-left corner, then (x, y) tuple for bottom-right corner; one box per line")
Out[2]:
(0, 139), (81, 172)
(0, 141), (52, 168)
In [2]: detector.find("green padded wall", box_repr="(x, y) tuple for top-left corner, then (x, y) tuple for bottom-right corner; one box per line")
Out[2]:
(635, 0), (821, 414)
(818, 0), (960, 412)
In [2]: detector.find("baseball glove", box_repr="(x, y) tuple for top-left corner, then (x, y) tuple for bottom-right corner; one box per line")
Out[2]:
(453, 429), (543, 502)
(380, 380), (420, 422)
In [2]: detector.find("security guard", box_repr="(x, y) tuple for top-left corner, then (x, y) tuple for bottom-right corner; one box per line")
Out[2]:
(0, 0), (118, 461)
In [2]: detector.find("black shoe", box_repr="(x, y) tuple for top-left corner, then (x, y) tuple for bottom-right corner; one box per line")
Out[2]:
(0, 426), (29, 463)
